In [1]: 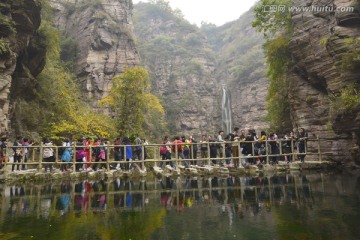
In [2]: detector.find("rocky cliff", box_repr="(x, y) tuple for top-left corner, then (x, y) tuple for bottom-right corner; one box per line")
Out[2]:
(52, 0), (140, 110)
(288, 0), (360, 163)
(134, 2), (220, 136)
(134, 3), (270, 136)
(0, 0), (46, 135)
(202, 10), (269, 131)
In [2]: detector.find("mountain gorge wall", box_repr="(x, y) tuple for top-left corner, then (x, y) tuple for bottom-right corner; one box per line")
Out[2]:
(0, 0), (46, 135)
(133, 3), (221, 136)
(204, 11), (269, 131)
(288, 0), (360, 163)
(134, 3), (269, 136)
(52, 0), (140, 110)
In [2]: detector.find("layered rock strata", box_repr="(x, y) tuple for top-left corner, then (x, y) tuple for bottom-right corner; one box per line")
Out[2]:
(288, 0), (360, 163)
(52, 0), (140, 110)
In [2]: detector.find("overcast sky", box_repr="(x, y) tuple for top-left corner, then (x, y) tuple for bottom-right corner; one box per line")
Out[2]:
(133, 0), (259, 26)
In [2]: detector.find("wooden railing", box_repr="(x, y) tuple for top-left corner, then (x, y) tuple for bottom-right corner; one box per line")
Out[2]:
(0, 137), (322, 173)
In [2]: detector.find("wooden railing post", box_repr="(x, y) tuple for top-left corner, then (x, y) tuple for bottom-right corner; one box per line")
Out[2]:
(72, 142), (76, 172)
(291, 139), (295, 162)
(55, 146), (59, 164)
(175, 141), (178, 167)
(295, 139), (299, 161)
(32, 147), (35, 163)
(191, 142), (194, 161)
(153, 145), (156, 167)
(141, 144), (145, 170)
(4, 145), (9, 174)
(237, 141), (241, 167)
(89, 145), (92, 169)
(39, 143), (43, 172)
(265, 139), (269, 165)
(124, 146), (127, 170)
(251, 141), (255, 164)
(222, 142), (226, 166)
(279, 139), (283, 161)
(20, 146), (25, 170)
(251, 141), (255, 156)
(305, 138), (308, 162)
(207, 142), (211, 166)
(106, 144), (110, 171)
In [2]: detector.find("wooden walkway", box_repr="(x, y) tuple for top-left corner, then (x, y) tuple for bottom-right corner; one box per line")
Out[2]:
(0, 138), (336, 182)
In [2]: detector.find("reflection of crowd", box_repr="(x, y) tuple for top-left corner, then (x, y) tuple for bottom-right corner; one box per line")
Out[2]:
(1, 174), (314, 222)
(157, 174), (314, 222)
(6, 186), (29, 217)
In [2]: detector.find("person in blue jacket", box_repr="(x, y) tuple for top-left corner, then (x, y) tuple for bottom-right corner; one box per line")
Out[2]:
(123, 137), (133, 170)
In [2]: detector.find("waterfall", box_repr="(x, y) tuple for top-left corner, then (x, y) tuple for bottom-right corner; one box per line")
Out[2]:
(221, 86), (232, 134)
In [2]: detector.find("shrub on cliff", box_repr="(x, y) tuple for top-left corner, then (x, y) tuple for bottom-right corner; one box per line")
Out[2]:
(330, 84), (360, 114)
(252, 0), (293, 132)
(0, 11), (16, 37)
(341, 37), (360, 71)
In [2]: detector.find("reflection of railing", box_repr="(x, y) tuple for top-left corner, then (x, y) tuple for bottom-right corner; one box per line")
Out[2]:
(1, 137), (323, 173)
(0, 174), (318, 216)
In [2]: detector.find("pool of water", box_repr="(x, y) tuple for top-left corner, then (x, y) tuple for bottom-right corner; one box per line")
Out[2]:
(0, 171), (359, 240)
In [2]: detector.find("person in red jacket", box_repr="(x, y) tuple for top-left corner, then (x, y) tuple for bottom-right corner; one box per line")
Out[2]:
(171, 136), (184, 166)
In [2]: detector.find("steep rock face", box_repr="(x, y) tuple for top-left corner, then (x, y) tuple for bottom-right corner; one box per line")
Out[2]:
(288, 0), (360, 163)
(0, 0), (46, 135)
(204, 11), (269, 131)
(52, 0), (140, 110)
(134, 3), (220, 136)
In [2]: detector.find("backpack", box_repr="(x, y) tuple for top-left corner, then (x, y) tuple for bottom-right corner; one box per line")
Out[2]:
(160, 144), (167, 155)
(99, 149), (106, 159)
(171, 140), (182, 152)
(58, 148), (64, 157)
(43, 148), (53, 158)
(183, 146), (190, 155)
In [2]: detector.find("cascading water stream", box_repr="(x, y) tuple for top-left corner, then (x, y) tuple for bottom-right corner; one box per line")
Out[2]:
(221, 85), (232, 134)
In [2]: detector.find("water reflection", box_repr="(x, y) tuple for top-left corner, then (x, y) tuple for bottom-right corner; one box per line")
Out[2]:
(0, 172), (359, 240)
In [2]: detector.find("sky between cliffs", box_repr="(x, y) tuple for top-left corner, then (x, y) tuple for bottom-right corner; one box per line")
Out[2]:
(133, 0), (259, 26)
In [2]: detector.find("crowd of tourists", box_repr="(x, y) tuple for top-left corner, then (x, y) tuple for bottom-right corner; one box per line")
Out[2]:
(0, 136), (149, 172)
(159, 127), (308, 168)
(0, 127), (308, 173)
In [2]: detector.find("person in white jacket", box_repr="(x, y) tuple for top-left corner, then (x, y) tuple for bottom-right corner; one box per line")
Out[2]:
(43, 138), (54, 172)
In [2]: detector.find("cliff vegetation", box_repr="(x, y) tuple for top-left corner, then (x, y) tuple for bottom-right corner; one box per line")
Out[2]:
(10, 0), (114, 141)
(252, 0), (293, 133)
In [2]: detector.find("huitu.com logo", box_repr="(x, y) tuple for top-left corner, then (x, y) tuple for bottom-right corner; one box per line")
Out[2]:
(263, 5), (355, 13)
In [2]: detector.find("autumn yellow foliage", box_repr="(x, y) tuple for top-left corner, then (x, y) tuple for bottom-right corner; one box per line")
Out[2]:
(100, 67), (165, 137)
